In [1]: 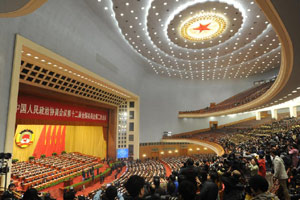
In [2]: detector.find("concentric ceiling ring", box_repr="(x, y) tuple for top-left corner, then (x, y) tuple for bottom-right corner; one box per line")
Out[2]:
(180, 13), (227, 42)
(166, 2), (243, 49)
(110, 0), (281, 80)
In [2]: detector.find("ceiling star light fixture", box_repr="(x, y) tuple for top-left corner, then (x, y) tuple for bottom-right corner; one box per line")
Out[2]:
(108, 0), (280, 80)
(180, 13), (227, 42)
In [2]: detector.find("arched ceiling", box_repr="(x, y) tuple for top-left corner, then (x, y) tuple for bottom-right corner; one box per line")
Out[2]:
(94, 0), (281, 80)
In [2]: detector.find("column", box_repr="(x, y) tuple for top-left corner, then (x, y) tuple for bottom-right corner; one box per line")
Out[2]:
(271, 109), (278, 120)
(256, 111), (261, 120)
(289, 106), (297, 118)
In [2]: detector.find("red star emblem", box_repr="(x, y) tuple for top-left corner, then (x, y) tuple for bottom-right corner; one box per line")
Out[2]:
(193, 23), (211, 33)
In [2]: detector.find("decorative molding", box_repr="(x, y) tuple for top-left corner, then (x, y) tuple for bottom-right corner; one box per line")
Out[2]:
(161, 138), (225, 156)
(0, 0), (47, 18)
(178, 0), (293, 118)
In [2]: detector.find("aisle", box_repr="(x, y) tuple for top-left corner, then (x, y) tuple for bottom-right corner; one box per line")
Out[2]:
(76, 165), (126, 197)
(42, 164), (126, 200)
(159, 160), (172, 177)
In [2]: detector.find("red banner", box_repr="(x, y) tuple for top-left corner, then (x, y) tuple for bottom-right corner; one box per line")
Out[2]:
(16, 95), (108, 124)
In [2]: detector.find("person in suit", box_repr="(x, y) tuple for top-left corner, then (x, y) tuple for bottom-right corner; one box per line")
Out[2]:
(82, 168), (86, 181)
(2, 183), (17, 200)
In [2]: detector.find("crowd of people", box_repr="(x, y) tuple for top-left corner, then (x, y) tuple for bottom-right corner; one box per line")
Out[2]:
(10, 153), (101, 191)
(93, 117), (298, 200)
(179, 80), (274, 114)
(2, 116), (300, 200)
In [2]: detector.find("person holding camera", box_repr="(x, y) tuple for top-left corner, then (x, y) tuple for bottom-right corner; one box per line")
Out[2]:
(123, 175), (145, 200)
(197, 171), (219, 200)
(153, 176), (166, 196)
(271, 149), (290, 200)
(248, 158), (259, 177)
(221, 170), (245, 200)
(249, 175), (279, 200)
(1, 183), (17, 200)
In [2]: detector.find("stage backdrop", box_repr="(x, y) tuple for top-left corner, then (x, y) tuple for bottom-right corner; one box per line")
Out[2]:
(13, 125), (106, 161)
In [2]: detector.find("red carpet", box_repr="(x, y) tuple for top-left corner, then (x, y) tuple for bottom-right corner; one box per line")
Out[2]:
(40, 164), (126, 200)
(160, 160), (172, 177)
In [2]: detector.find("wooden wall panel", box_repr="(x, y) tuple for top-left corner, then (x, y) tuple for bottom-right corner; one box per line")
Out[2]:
(107, 109), (117, 159)
(139, 143), (215, 160)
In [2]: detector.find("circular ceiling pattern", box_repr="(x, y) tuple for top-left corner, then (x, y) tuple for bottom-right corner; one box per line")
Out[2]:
(180, 13), (227, 42)
(97, 0), (281, 80)
(167, 1), (242, 49)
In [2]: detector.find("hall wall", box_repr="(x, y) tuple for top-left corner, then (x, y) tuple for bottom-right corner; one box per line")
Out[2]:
(0, 0), (279, 151)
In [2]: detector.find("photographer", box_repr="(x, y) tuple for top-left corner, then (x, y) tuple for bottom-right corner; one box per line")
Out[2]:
(271, 149), (290, 200)
(153, 176), (166, 196)
(249, 175), (279, 200)
(248, 158), (259, 177)
(221, 170), (245, 200)
(2, 183), (17, 200)
(197, 171), (219, 200)
(123, 175), (145, 200)
(22, 188), (42, 200)
(93, 184), (123, 200)
(179, 158), (197, 186)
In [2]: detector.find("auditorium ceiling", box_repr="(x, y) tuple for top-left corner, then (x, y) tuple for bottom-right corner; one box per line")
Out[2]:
(91, 0), (281, 80)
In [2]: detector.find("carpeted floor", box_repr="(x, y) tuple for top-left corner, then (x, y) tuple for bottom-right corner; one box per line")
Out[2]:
(160, 160), (172, 177)
(41, 164), (126, 200)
